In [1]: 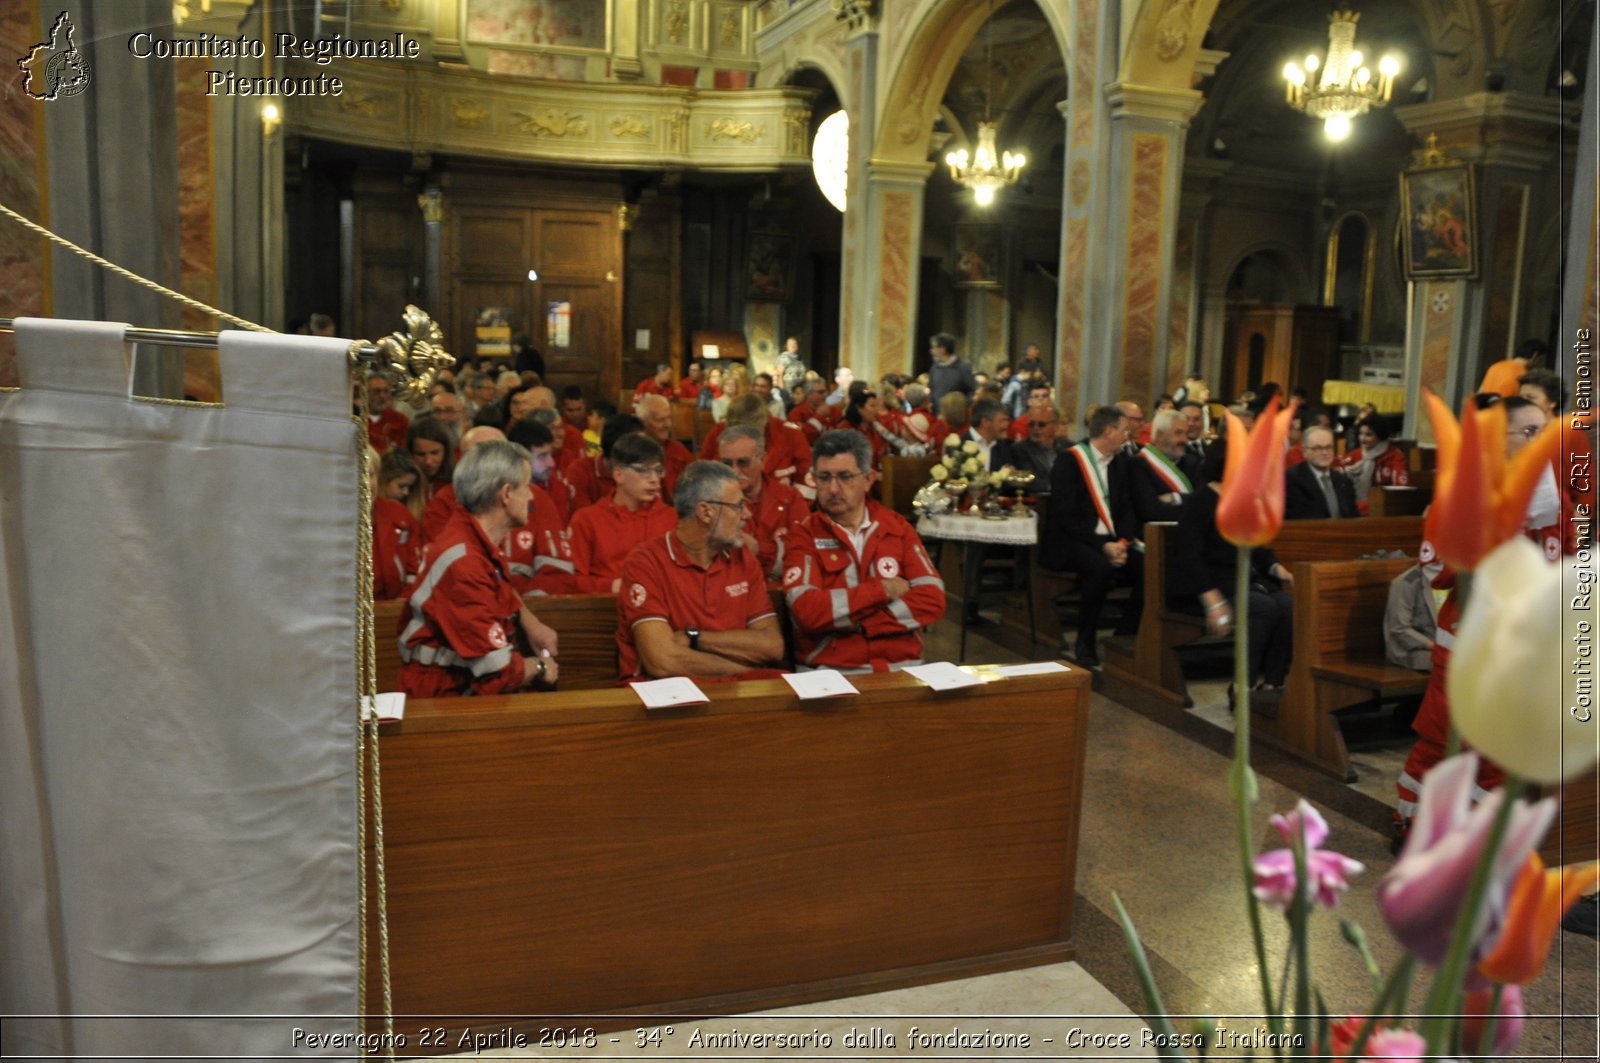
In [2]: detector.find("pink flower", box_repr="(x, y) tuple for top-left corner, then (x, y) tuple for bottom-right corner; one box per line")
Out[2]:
(1378, 755), (1556, 967)
(1252, 801), (1364, 909)
(1360, 1027), (1426, 1061)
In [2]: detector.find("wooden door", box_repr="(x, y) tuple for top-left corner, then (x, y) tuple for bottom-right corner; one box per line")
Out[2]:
(534, 211), (619, 403)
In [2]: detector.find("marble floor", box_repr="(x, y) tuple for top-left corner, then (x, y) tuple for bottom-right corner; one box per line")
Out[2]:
(451, 595), (1596, 1061)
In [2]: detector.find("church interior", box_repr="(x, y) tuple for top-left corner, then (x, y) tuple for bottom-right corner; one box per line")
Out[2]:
(2, 0), (1597, 1058)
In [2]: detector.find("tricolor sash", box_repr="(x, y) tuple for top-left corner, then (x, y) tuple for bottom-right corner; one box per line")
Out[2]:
(1070, 443), (1117, 537)
(1140, 446), (1192, 495)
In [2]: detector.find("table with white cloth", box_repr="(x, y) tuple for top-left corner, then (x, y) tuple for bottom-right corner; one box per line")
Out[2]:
(916, 511), (1038, 659)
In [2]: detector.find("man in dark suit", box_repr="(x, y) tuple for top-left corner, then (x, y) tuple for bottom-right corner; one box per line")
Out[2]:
(1284, 425), (1359, 520)
(1043, 405), (1143, 668)
(960, 397), (1015, 471)
(1126, 408), (1197, 527)
(1178, 400), (1208, 464)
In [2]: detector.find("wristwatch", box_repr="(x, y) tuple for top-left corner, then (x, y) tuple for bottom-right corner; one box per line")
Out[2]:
(686, 627), (701, 651)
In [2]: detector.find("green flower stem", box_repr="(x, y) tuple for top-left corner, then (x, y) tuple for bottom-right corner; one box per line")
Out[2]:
(1340, 919), (1384, 994)
(1227, 545), (1284, 1047)
(1112, 892), (1191, 1061)
(1418, 774), (1525, 1049)
(1291, 833), (1312, 1050)
(1475, 982), (1506, 1061)
(1346, 954), (1418, 1059)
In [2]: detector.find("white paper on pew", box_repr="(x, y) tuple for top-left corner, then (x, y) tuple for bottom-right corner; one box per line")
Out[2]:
(990, 661), (1073, 678)
(361, 692), (406, 722)
(903, 661), (987, 690)
(633, 676), (710, 709)
(782, 670), (860, 700)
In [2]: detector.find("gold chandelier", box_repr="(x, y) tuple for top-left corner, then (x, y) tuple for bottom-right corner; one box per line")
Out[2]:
(1283, 10), (1401, 142)
(944, 2), (1025, 206)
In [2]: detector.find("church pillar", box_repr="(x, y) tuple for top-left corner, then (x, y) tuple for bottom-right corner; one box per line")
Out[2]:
(1097, 84), (1204, 407)
(1396, 93), (1572, 433)
(861, 161), (931, 379)
(835, 1), (881, 382)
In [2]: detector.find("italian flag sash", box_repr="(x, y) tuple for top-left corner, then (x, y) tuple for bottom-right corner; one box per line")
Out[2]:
(1140, 446), (1192, 495)
(1071, 443), (1117, 537)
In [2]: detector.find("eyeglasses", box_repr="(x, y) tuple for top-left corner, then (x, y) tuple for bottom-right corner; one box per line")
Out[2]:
(1304, 444), (1335, 452)
(622, 463), (666, 478)
(704, 499), (748, 515)
(1507, 425), (1542, 440)
(719, 457), (761, 469)
(813, 471), (862, 486)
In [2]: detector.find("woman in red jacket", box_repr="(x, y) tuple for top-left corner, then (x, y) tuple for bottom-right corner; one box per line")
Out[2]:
(1338, 413), (1409, 514)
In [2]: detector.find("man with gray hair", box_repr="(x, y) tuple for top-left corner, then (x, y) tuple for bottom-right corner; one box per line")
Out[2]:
(397, 439), (561, 698)
(616, 460), (785, 681)
(718, 423), (807, 584)
(1126, 407), (1197, 526)
(784, 430), (945, 672)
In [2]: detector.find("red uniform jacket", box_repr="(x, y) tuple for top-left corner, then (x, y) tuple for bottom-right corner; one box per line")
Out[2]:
(676, 378), (702, 401)
(396, 509), (529, 698)
(366, 407), (410, 452)
(700, 417), (812, 487)
(498, 484), (578, 595)
(373, 497), (423, 600)
(787, 402), (834, 446)
(783, 502), (945, 671)
(742, 476), (808, 584)
(616, 532), (778, 680)
(568, 494), (679, 593)
(663, 438), (694, 499)
(634, 378), (673, 401)
(422, 483), (459, 541)
(558, 455), (616, 517)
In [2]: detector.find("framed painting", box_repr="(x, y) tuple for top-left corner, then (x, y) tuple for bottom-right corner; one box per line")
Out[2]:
(953, 224), (1001, 287)
(1400, 163), (1478, 280)
(746, 232), (793, 301)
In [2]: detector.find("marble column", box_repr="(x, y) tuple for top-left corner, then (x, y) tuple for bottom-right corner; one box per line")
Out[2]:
(1095, 83), (1204, 408)
(1396, 92), (1574, 425)
(836, 8), (879, 380)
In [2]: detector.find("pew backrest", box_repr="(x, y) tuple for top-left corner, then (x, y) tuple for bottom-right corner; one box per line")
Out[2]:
(882, 455), (940, 517)
(1291, 558), (1415, 671)
(1269, 515), (1422, 566)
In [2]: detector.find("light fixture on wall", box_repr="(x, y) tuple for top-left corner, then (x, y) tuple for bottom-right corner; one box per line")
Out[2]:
(260, 100), (282, 138)
(944, 2), (1025, 206)
(1282, 9), (1401, 142)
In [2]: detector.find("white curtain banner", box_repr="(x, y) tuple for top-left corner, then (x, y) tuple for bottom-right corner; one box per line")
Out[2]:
(0, 320), (361, 1059)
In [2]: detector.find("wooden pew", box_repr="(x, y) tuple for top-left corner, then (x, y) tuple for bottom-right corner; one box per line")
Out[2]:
(670, 399), (698, 443)
(366, 667), (1092, 1042)
(881, 454), (939, 517)
(1369, 485), (1431, 517)
(375, 589), (792, 692)
(1268, 558), (1427, 780)
(1540, 766), (1600, 867)
(1102, 516), (1424, 708)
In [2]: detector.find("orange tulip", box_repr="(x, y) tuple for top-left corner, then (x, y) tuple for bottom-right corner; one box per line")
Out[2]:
(1421, 389), (1562, 570)
(1216, 395), (1298, 546)
(1477, 852), (1600, 984)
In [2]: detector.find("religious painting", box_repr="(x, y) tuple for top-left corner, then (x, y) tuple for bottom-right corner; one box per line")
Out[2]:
(1400, 163), (1478, 279)
(952, 224), (1001, 287)
(467, 0), (608, 51)
(746, 232), (793, 301)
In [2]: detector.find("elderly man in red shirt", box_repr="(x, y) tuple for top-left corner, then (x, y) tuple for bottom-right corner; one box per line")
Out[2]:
(397, 440), (561, 697)
(568, 432), (678, 593)
(717, 424), (806, 586)
(365, 373), (410, 452)
(787, 377), (833, 445)
(617, 460), (785, 681)
(634, 392), (695, 498)
(784, 430), (945, 672)
(700, 394), (812, 493)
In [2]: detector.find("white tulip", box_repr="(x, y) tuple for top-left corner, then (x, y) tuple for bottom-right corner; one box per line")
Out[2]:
(1449, 537), (1600, 784)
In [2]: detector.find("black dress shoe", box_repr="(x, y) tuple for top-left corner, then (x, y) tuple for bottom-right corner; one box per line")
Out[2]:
(1069, 642), (1101, 669)
(1563, 895), (1598, 937)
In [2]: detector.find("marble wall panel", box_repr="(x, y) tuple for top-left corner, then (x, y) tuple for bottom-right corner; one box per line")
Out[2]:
(1120, 133), (1166, 402)
(1167, 218), (1195, 393)
(875, 189), (914, 376)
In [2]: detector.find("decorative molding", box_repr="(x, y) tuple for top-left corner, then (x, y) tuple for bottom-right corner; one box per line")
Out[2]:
(416, 188), (443, 224)
(708, 117), (764, 142)
(1104, 82), (1206, 126)
(450, 99), (489, 128)
(617, 203), (636, 233)
(610, 114), (651, 139)
(1154, 0), (1199, 63)
(512, 110), (591, 137)
(338, 92), (391, 118)
(831, 0), (876, 33)
(665, 0), (690, 46)
(719, 11), (741, 49)
(784, 112), (808, 154)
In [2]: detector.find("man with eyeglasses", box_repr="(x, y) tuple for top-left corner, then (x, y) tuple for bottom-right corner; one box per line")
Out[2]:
(568, 432), (678, 593)
(617, 461), (785, 681)
(718, 425), (806, 585)
(1284, 426), (1358, 520)
(365, 373), (411, 453)
(556, 413), (640, 520)
(699, 394), (813, 496)
(784, 430), (945, 672)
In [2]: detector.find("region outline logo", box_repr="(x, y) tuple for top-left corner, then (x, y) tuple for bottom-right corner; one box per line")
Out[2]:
(18, 11), (90, 101)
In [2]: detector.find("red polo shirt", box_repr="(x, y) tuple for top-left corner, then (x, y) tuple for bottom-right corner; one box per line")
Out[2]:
(616, 532), (777, 680)
(699, 417), (812, 487)
(367, 407), (410, 452)
(677, 378), (702, 401)
(742, 475), (808, 584)
(568, 494), (678, 592)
